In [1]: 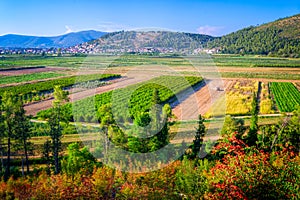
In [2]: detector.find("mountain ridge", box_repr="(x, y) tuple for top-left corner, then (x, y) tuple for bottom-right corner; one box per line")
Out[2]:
(70, 30), (215, 54)
(0, 30), (107, 48)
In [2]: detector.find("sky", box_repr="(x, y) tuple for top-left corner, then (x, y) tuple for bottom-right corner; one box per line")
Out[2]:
(0, 0), (299, 36)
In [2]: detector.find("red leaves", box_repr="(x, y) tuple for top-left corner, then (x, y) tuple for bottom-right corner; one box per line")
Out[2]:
(206, 132), (300, 199)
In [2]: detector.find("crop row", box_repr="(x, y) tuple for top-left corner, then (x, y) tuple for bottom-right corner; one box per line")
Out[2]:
(0, 72), (66, 85)
(269, 82), (300, 112)
(0, 74), (121, 97)
(37, 76), (203, 123)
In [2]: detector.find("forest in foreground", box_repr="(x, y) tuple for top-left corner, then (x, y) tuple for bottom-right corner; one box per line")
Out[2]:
(0, 85), (299, 199)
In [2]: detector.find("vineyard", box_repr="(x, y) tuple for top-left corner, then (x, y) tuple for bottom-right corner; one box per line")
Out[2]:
(37, 76), (203, 123)
(270, 82), (300, 112)
(0, 72), (66, 84)
(0, 74), (120, 103)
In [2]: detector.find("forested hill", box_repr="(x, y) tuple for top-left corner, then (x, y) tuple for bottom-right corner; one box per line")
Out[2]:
(73, 31), (215, 54)
(207, 14), (300, 57)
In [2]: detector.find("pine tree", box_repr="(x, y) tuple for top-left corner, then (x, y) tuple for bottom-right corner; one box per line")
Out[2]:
(0, 96), (4, 173)
(148, 90), (170, 151)
(2, 92), (18, 180)
(42, 140), (52, 175)
(98, 104), (114, 157)
(191, 115), (206, 159)
(13, 100), (32, 174)
(247, 92), (258, 146)
(48, 86), (69, 174)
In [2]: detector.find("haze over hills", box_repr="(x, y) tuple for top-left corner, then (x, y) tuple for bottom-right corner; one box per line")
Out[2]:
(0, 30), (107, 48)
(70, 31), (215, 54)
(69, 14), (300, 56)
(1, 14), (299, 57)
(207, 14), (300, 57)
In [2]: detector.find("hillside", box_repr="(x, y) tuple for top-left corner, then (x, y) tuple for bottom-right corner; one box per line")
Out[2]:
(207, 14), (300, 57)
(0, 30), (107, 48)
(71, 31), (215, 54)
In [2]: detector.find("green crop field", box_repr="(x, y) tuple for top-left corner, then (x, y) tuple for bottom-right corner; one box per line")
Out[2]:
(1, 54), (300, 69)
(221, 71), (300, 80)
(270, 82), (300, 112)
(37, 75), (203, 122)
(0, 72), (66, 84)
(0, 73), (120, 96)
(212, 54), (300, 68)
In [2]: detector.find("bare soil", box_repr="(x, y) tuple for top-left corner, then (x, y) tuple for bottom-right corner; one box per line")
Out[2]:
(172, 79), (234, 120)
(24, 72), (157, 116)
(0, 66), (67, 76)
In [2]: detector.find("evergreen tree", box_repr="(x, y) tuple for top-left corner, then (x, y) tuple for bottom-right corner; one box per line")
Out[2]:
(98, 104), (115, 157)
(2, 92), (18, 180)
(42, 140), (52, 175)
(0, 96), (4, 173)
(13, 101), (32, 174)
(191, 115), (206, 159)
(148, 91), (170, 151)
(48, 86), (69, 174)
(221, 115), (245, 138)
(247, 92), (259, 146)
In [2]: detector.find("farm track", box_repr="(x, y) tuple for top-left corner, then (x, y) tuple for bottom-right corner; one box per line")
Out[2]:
(24, 73), (157, 116)
(172, 79), (234, 120)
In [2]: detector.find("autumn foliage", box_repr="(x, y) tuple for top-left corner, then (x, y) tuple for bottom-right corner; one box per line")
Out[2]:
(0, 132), (299, 199)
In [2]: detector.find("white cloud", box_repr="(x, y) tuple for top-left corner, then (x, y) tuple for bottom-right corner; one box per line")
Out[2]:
(65, 25), (73, 34)
(196, 25), (223, 36)
(97, 22), (132, 32)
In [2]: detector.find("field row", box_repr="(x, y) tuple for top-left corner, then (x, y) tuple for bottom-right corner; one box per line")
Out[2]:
(270, 82), (300, 112)
(0, 71), (66, 85)
(0, 74), (121, 103)
(37, 76), (204, 123)
(197, 80), (300, 118)
(1, 54), (300, 69)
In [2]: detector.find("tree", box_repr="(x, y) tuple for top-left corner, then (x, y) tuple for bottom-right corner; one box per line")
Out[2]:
(0, 96), (4, 173)
(42, 139), (52, 175)
(97, 104), (115, 157)
(150, 89), (161, 133)
(220, 115), (245, 138)
(2, 92), (18, 180)
(57, 48), (62, 57)
(246, 92), (258, 146)
(148, 91), (170, 151)
(13, 100), (32, 175)
(61, 143), (97, 179)
(48, 86), (69, 174)
(191, 115), (206, 159)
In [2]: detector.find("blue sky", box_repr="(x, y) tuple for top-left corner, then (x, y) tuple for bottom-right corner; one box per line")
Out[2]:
(0, 0), (299, 36)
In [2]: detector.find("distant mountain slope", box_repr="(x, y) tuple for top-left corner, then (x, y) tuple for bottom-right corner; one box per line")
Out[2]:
(74, 31), (215, 54)
(0, 30), (107, 48)
(207, 14), (300, 57)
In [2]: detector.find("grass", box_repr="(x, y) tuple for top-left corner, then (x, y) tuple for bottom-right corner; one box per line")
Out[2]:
(0, 72), (66, 84)
(212, 54), (300, 68)
(1, 54), (300, 69)
(221, 72), (300, 80)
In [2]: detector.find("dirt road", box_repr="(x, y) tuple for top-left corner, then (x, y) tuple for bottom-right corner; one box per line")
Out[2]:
(172, 79), (234, 120)
(24, 72), (158, 116)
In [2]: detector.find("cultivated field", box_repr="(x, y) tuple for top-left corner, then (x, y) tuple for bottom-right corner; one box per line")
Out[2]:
(0, 54), (299, 157)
